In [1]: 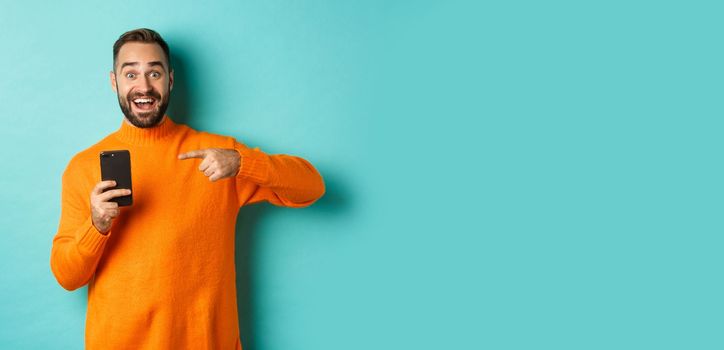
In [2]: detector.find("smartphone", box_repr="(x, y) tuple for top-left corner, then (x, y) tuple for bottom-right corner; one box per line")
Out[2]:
(100, 150), (133, 206)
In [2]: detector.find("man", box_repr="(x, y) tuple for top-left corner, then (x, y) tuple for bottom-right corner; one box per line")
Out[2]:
(49, 28), (325, 350)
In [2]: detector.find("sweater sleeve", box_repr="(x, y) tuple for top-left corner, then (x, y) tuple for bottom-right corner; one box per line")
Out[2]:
(50, 159), (112, 291)
(232, 139), (325, 208)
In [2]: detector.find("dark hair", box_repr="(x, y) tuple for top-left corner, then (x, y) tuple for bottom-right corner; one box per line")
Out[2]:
(112, 28), (172, 72)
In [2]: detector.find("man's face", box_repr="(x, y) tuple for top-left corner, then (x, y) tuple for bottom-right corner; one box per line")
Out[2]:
(110, 42), (174, 128)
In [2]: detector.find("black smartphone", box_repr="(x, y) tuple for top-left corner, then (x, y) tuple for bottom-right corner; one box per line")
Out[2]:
(100, 150), (133, 206)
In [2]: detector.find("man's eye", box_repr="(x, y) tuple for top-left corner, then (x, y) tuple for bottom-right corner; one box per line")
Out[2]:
(150, 72), (160, 78)
(126, 73), (135, 79)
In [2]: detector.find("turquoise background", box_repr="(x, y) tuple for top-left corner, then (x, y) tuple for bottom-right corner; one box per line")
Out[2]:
(0, 0), (722, 349)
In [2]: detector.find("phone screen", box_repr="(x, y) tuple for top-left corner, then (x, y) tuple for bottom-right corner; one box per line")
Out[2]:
(100, 150), (133, 206)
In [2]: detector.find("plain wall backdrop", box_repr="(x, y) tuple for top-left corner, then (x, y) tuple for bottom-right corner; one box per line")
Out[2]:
(1, 0), (722, 349)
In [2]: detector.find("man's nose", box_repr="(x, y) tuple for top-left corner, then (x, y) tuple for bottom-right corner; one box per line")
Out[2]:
(138, 75), (153, 92)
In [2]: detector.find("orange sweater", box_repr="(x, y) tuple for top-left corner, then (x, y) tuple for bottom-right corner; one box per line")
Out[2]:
(50, 115), (325, 349)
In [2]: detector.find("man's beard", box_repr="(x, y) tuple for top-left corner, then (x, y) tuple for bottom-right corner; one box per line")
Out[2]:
(116, 84), (171, 128)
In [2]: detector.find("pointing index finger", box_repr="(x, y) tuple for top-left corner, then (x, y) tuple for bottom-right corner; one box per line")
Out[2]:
(178, 149), (208, 160)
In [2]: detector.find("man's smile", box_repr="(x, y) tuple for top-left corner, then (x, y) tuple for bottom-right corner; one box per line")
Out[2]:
(131, 96), (157, 111)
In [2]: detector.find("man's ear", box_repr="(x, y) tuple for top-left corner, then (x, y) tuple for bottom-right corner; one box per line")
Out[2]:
(169, 69), (174, 92)
(110, 71), (117, 93)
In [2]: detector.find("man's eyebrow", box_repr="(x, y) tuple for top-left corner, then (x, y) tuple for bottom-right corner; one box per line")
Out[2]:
(119, 61), (166, 70)
(120, 62), (138, 70)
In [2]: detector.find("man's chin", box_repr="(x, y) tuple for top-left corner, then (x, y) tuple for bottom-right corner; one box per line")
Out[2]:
(127, 112), (163, 128)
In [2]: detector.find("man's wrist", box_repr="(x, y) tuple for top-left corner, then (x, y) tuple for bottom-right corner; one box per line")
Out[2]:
(233, 144), (271, 185)
(234, 149), (242, 177)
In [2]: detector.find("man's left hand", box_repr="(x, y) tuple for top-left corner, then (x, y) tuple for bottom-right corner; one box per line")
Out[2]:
(178, 148), (241, 182)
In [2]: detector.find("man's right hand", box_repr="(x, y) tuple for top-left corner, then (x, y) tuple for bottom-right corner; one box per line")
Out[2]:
(91, 180), (131, 235)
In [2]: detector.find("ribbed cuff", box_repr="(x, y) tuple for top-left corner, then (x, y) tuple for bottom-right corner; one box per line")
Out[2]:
(234, 144), (271, 185)
(75, 216), (111, 256)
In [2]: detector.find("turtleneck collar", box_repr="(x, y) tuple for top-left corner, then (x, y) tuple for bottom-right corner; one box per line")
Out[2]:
(114, 115), (180, 146)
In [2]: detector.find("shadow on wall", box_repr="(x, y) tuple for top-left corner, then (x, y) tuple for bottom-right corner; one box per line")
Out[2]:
(167, 45), (195, 128)
(168, 45), (350, 350)
(234, 167), (349, 350)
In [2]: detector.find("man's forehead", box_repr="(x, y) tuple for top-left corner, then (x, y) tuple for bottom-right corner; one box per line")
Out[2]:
(116, 42), (168, 68)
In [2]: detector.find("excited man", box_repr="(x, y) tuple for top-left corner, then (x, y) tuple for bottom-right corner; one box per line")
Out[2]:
(50, 28), (325, 350)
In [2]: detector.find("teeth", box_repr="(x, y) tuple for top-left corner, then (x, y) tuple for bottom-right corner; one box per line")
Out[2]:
(133, 98), (154, 103)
